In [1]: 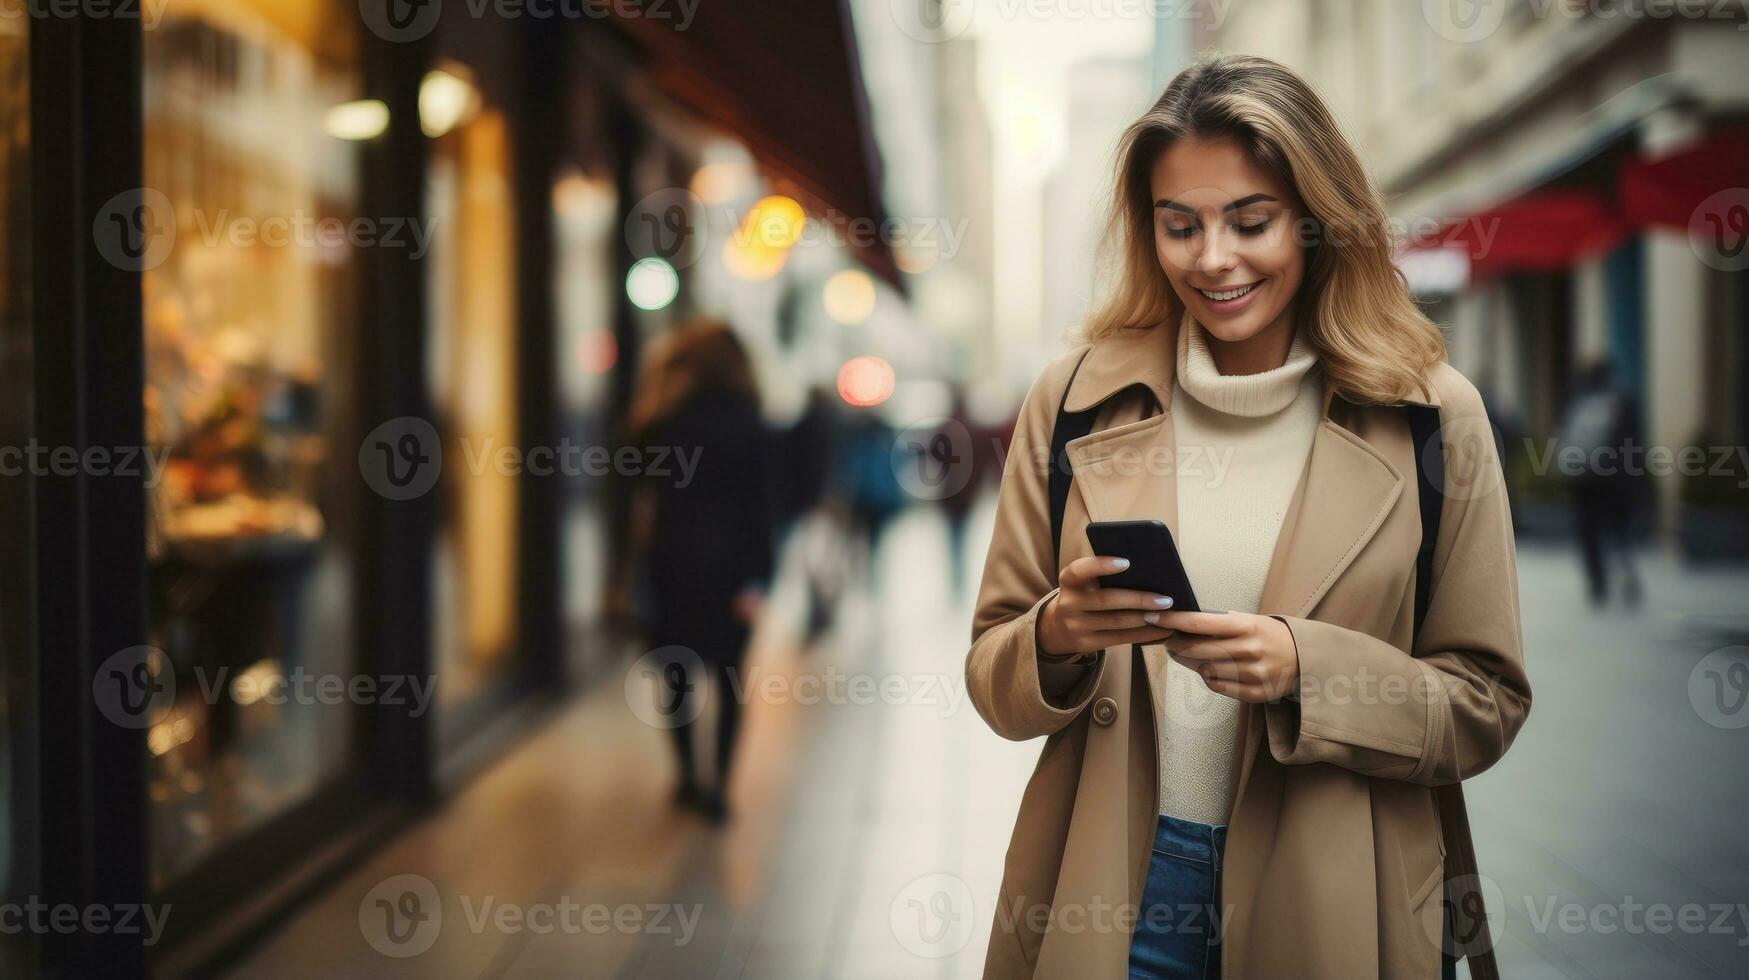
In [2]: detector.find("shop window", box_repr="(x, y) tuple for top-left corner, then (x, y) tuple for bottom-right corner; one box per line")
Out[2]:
(0, 12), (27, 974)
(423, 58), (523, 745)
(141, 0), (363, 888)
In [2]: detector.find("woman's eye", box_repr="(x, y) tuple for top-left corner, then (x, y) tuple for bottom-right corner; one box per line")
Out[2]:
(1234, 219), (1272, 236)
(1164, 224), (1196, 240)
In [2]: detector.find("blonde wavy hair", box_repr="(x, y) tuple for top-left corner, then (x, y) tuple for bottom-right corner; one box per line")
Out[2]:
(1087, 53), (1444, 405)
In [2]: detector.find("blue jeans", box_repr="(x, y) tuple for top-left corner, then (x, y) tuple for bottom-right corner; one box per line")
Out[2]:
(1128, 813), (1226, 980)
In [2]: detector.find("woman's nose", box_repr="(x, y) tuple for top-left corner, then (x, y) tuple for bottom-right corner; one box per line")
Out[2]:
(1195, 224), (1237, 275)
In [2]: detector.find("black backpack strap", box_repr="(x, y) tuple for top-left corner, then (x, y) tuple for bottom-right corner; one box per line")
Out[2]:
(1048, 350), (1098, 570)
(1405, 402), (1444, 639)
(1407, 400), (1500, 980)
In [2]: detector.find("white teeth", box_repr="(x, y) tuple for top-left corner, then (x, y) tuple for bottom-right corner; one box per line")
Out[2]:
(1199, 282), (1257, 301)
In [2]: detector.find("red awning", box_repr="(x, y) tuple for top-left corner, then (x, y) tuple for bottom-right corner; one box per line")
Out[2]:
(604, 4), (899, 288)
(1618, 123), (1749, 231)
(1411, 188), (1628, 280)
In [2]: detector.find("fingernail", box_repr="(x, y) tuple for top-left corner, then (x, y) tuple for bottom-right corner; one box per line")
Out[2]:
(1143, 612), (1160, 625)
(1111, 558), (1130, 570)
(1154, 596), (1174, 608)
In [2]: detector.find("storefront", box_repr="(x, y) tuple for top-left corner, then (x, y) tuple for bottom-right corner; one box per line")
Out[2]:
(1396, 110), (1748, 546)
(4, 4), (888, 977)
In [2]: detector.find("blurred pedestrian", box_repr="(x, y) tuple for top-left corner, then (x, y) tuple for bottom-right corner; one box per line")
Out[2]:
(1557, 359), (1646, 606)
(965, 54), (1529, 980)
(837, 409), (904, 555)
(934, 390), (1000, 595)
(780, 386), (846, 647)
(623, 317), (775, 824)
(1476, 383), (1524, 532)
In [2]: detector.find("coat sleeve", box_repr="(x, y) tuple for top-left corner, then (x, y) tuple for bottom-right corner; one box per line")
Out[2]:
(1263, 372), (1532, 785)
(965, 349), (1109, 742)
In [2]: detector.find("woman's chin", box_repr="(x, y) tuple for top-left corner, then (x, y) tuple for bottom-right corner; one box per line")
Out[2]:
(1193, 308), (1275, 346)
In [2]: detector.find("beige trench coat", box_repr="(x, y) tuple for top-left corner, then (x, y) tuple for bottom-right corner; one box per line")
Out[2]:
(966, 320), (1530, 979)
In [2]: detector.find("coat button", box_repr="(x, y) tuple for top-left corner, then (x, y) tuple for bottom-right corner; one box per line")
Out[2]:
(1092, 697), (1118, 726)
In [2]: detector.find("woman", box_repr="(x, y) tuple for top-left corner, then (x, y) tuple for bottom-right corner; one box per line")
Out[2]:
(624, 317), (774, 824)
(966, 55), (1530, 979)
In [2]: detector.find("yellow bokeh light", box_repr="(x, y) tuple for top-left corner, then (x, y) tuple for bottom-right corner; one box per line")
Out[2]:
(325, 100), (390, 141)
(745, 195), (805, 249)
(419, 66), (479, 138)
(822, 269), (877, 324)
(723, 195), (806, 282)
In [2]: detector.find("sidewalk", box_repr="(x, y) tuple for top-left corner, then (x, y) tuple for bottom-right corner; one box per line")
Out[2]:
(1462, 544), (1749, 979)
(228, 501), (1037, 979)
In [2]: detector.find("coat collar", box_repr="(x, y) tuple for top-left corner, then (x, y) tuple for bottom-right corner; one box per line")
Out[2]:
(1063, 313), (1442, 419)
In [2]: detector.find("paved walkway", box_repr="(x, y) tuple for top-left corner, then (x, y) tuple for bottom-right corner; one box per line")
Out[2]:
(231, 502), (1749, 978)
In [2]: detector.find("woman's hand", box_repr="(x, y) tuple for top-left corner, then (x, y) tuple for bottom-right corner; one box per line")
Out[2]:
(1158, 610), (1299, 703)
(1037, 556), (1177, 656)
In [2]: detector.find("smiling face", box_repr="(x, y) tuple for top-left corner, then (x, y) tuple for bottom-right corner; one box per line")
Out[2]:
(1149, 135), (1307, 349)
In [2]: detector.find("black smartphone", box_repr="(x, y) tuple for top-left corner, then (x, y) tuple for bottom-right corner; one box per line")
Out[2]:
(1084, 520), (1203, 613)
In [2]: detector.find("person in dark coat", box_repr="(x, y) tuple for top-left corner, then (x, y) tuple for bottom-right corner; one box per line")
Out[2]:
(623, 317), (775, 823)
(1558, 360), (1646, 606)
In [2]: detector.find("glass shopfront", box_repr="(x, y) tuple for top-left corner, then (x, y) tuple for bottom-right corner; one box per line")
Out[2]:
(423, 32), (526, 750)
(0, 12), (29, 977)
(140, 0), (365, 888)
(8, 1), (763, 971)
(553, 68), (620, 678)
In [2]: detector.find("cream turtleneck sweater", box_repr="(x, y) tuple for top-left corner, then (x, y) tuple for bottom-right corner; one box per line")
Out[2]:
(1156, 311), (1322, 824)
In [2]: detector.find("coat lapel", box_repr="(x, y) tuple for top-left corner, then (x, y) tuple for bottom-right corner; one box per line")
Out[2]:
(1064, 408), (1177, 763)
(1229, 383), (1405, 811)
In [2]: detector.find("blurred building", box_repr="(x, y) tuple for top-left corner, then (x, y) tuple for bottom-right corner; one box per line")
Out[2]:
(1200, 1), (1749, 555)
(1040, 56), (1154, 343)
(929, 36), (999, 379)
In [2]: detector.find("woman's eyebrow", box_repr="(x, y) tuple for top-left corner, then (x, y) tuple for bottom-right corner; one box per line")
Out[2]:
(1154, 193), (1279, 213)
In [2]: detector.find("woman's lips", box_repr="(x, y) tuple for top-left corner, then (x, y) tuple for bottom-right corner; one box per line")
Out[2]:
(1195, 279), (1264, 314)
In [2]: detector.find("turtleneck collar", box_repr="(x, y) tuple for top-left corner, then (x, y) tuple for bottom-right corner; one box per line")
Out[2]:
(1175, 309), (1319, 418)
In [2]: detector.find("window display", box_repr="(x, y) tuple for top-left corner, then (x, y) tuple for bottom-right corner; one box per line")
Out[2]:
(424, 59), (523, 745)
(141, 0), (362, 887)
